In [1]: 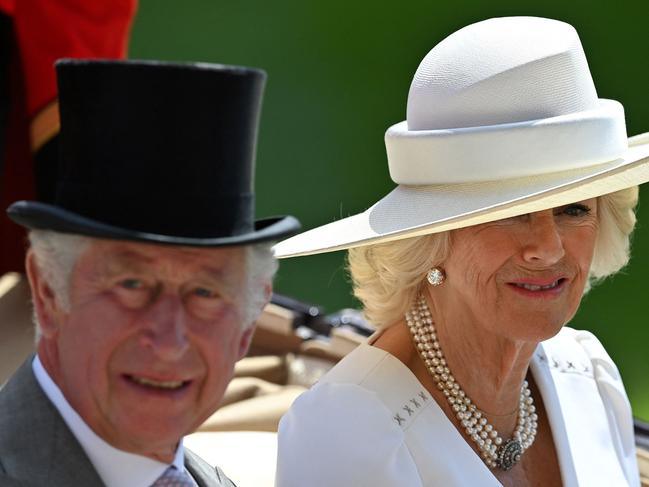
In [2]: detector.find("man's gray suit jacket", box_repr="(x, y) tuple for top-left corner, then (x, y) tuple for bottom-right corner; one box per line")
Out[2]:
(0, 358), (236, 487)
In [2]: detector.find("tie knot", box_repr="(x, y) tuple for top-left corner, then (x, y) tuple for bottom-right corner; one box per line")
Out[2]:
(151, 466), (195, 486)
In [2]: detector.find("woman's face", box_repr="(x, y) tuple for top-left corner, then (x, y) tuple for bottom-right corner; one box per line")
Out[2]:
(437, 198), (599, 342)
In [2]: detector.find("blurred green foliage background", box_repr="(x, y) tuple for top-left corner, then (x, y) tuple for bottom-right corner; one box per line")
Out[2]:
(130, 0), (648, 420)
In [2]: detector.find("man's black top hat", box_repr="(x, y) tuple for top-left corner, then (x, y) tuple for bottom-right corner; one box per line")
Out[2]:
(7, 59), (299, 246)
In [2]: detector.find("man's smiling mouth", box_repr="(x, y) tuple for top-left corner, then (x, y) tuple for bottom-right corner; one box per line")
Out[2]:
(126, 375), (189, 390)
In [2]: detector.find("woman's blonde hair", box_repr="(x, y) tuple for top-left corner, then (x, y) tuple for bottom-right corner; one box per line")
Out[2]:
(348, 187), (639, 328)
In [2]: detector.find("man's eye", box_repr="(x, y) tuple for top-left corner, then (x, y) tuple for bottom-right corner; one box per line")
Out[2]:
(193, 287), (216, 298)
(120, 278), (143, 290)
(562, 204), (591, 217)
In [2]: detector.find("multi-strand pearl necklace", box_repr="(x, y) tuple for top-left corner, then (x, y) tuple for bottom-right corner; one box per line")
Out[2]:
(406, 296), (538, 471)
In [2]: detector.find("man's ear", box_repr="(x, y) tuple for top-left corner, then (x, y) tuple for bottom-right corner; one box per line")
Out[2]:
(25, 250), (63, 338)
(237, 325), (256, 360)
(237, 282), (272, 359)
(261, 282), (272, 310)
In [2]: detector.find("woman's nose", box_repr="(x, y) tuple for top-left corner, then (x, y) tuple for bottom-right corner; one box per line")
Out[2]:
(521, 211), (565, 265)
(139, 293), (190, 361)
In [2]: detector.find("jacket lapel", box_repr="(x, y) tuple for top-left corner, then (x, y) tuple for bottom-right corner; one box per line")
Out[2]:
(533, 338), (629, 487)
(0, 357), (105, 486)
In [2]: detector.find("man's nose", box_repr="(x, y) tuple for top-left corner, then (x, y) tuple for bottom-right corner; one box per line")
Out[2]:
(139, 293), (189, 361)
(521, 211), (565, 265)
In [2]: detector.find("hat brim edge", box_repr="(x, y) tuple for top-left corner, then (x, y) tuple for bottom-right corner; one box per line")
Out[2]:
(7, 201), (301, 247)
(274, 139), (649, 258)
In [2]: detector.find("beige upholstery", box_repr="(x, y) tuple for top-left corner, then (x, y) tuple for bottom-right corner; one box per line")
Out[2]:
(0, 273), (34, 385)
(200, 378), (306, 432)
(639, 448), (649, 487)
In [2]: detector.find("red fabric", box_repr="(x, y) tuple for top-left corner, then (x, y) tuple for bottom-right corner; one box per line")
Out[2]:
(14, 0), (137, 117)
(0, 40), (33, 273)
(0, 0), (14, 16)
(0, 0), (137, 273)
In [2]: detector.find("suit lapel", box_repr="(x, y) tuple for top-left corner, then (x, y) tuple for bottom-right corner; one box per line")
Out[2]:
(533, 339), (629, 487)
(0, 358), (105, 486)
(0, 472), (23, 487)
(185, 448), (236, 487)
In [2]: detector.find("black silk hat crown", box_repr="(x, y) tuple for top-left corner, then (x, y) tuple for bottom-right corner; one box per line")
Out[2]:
(7, 59), (299, 245)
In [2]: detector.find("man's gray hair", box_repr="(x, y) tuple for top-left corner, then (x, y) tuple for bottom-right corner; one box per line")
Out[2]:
(244, 242), (279, 324)
(28, 231), (89, 312)
(28, 230), (277, 335)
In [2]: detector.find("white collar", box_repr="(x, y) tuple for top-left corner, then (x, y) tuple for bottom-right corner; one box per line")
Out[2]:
(32, 355), (192, 487)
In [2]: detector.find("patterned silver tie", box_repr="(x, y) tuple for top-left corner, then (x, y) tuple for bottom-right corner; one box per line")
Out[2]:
(151, 466), (195, 486)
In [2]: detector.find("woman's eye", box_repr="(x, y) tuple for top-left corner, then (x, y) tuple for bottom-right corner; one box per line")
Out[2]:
(562, 204), (591, 217)
(120, 278), (143, 290)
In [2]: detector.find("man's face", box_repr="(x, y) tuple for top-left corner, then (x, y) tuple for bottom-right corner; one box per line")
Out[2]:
(31, 239), (260, 461)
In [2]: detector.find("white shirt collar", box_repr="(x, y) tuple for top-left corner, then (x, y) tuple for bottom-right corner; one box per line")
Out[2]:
(32, 355), (193, 487)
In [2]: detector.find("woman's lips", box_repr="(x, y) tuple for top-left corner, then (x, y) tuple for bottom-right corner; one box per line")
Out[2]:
(506, 277), (568, 297)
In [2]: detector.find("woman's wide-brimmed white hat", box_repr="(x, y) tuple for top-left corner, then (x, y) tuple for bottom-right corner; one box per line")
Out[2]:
(274, 16), (649, 258)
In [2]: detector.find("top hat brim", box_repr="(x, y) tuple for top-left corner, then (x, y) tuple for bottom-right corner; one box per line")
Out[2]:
(274, 134), (649, 258)
(7, 201), (300, 247)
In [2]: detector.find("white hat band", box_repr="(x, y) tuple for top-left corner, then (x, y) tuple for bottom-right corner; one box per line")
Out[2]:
(385, 99), (627, 184)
